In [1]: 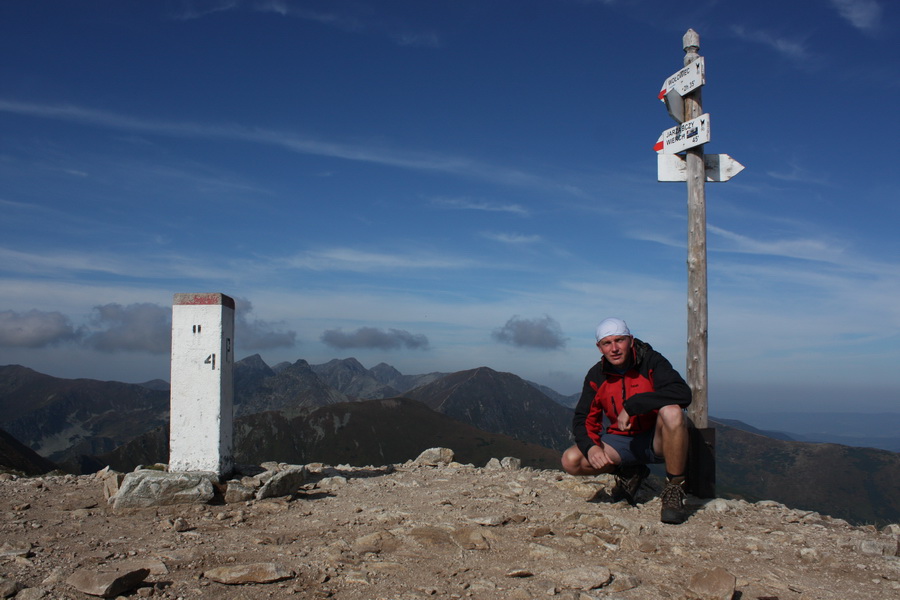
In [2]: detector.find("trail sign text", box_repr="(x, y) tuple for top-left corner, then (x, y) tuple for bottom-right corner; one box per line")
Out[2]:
(654, 113), (710, 154)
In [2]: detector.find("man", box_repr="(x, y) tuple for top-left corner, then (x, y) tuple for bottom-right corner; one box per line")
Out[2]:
(561, 317), (692, 524)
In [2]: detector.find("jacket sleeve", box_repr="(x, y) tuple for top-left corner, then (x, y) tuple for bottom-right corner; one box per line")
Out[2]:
(571, 365), (601, 458)
(622, 349), (692, 416)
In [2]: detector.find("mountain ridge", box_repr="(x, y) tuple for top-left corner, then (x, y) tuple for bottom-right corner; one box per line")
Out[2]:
(3, 358), (900, 525)
(404, 366), (573, 451)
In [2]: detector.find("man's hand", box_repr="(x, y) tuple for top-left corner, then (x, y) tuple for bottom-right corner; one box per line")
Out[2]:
(617, 408), (632, 432)
(587, 444), (613, 470)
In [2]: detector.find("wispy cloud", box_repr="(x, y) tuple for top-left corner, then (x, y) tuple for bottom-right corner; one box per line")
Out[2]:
(0, 99), (569, 193)
(0, 246), (236, 281)
(282, 248), (474, 272)
(393, 31), (441, 48)
(0, 198), (62, 213)
(254, 0), (442, 48)
(254, 0), (364, 30)
(0, 239), (488, 285)
(730, 25), (815, 66)
(481, 232), (542, 245)
(431, 197), (530, 217)
(638, 221), (866, 271)
(171, 0), (239, 21)
(708, 225), (849, 265)
(0, 246), (140, 278)
(830, 0), (883, 33)
(766, 159), (828, 184)
(629, 221), (900, 281)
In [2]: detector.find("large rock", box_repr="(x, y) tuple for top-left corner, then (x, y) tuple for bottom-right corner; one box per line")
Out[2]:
(112, 470), (215, 510)
(98, 468), (124, 500)
(224, 480), (256, 503)
(414, 447), (454, 466)
(203, 563), (293, 584)
(0, 577), (22, 598)
(688, 566), (737, 600)
(66, 567), (149, 598)
(255, 465), (307, 499)
(552, 566), (613, 590)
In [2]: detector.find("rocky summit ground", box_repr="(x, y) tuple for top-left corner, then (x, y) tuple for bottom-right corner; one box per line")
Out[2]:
(1, 452), (899, 600)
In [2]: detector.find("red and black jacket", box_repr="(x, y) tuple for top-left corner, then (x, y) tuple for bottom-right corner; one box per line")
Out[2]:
(572, 338), (691, 458)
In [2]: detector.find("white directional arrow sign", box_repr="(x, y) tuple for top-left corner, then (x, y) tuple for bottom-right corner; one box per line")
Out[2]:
(658, 57), (705, 123)
(658, 153), (745, 182)
(659, 56), (705, 99)
(654, 113), (710, 154)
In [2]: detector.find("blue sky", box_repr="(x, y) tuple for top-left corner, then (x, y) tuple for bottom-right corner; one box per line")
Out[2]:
(1, 0), (898, 417)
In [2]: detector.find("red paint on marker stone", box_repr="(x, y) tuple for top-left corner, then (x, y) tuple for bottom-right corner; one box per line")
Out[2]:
(173, 293), (236, 309)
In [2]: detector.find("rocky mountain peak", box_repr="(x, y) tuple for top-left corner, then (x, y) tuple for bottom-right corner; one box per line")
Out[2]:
(235, 353), (273, 373)
(369, 362), (402, 383)
(0, 453), (897, 599)
(405, 367), (574, 451)
(234, 359), (347, 418)
(310, 357), (372, 388)
(312, 357), (367, 375)
(309, 358), (400, 400)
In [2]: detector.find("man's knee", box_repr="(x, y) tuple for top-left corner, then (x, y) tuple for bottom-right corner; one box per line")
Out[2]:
(658, 404), (686, 429)
(561, 445), (585, 475)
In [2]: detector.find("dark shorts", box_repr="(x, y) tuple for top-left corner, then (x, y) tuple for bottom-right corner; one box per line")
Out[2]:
(603, 429), (664, 466)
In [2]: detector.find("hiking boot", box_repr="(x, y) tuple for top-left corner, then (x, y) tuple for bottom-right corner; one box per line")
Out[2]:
(660, 477), (688, 524)
(612, 464), (650, 505)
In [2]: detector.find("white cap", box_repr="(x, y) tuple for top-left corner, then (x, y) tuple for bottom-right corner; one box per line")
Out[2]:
(595, 317), (631, 342)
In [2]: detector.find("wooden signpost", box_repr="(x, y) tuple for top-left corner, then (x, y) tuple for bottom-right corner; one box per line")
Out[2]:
(655, 30), (744, 498)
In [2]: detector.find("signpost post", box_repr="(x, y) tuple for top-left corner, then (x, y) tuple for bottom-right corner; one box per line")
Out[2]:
(654, 30), (744, 498)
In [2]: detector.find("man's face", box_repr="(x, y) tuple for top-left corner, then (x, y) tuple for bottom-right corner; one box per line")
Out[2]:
(597, 334), (633, 367)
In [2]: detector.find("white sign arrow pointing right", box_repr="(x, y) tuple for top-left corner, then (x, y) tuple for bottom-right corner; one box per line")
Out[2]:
(658, 153), (745, 182)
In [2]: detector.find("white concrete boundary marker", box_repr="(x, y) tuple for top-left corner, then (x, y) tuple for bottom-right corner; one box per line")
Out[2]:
(169, 293), (235, 477)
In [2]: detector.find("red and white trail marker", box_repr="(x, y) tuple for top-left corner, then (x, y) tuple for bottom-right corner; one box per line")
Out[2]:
(658, 57), (705, 123)
(654, 113), (710, 154)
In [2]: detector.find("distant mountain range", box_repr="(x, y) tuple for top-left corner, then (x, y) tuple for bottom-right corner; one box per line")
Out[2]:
(73, 397), (563, 476)
(711, 419), (900, 526)
(714, 413), (900, 453)
(0, 364), (170, 462)
(0, 357), (573, 468)
(1, 358), (899, 526)
(0, 427), (57, 476)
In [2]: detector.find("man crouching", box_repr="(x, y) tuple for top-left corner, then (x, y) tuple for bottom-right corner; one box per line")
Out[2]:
(561, 317), (692, 524)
